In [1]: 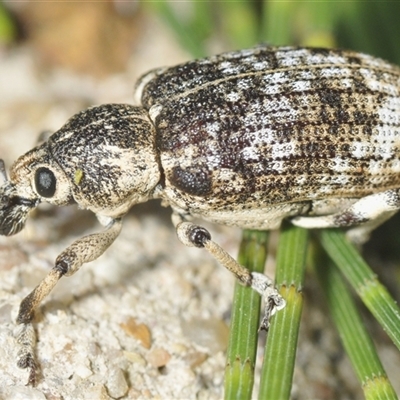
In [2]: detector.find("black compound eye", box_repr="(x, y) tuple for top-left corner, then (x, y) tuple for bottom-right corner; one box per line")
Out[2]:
(34, 167), (56, 198)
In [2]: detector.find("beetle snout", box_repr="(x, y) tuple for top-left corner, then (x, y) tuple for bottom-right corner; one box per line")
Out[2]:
(0, 187), (38, 236)
(0, 158), (38, 236)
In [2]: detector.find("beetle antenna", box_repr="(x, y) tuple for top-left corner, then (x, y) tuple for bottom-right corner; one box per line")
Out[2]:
(0, 159), (9, 183)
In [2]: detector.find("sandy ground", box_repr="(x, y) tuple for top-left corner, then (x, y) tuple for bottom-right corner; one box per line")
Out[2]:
(0, 11), (399, 400)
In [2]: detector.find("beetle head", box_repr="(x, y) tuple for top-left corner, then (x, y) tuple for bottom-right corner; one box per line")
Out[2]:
(0, 104), (160, 234)
(0, 146), (74, 236)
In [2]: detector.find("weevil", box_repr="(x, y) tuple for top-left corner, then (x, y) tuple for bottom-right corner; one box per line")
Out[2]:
(2, 45), (400, 384)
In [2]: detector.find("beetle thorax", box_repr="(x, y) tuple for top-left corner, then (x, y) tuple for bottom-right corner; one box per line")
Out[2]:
(48, 104), (161, 217)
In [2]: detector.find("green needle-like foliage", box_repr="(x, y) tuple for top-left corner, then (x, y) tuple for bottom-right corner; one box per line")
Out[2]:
(319, 230), (400, 351)
(224, 230), (268, 400)
(316, 251), (397, 399)
(259, 224), (308, 400)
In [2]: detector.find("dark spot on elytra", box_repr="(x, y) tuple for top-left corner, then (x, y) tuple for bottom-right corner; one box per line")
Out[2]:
(266, 50), (280, 69)
(336, 109), (350, 123)
(275, 126), (294, 141)
(347, 56), (362, 65)
(363, 125), (373, 135)
(352, 78), (368, 92)
(320, 108), (335, 124)
(170, 165), (213, 197)
(353, 111), (369, 125)
(326, 144), (336, 157)
(328, 124), (339, 135)
(308, 47), (331, 56)
(341, 143), (350, 152)
(301, 141), (321, 155)
(319, 90), (342, 108)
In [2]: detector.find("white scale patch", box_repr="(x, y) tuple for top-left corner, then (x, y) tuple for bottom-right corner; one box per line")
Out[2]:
(368, 159), (386, 175)
(275, 51), (302, 67)
(270, 160), (285, 173)
(330, 158), (351, 173)
(297, 69), (314, 80)
(340, 78), (354, 89)
(271, 142), (297, 160)
(289, 80), (312, 92)
(237, 78), (251, 90)
(320, 67), (351, 79)
(360, 68), (399, 96)
(296, 176), (307, 186)
(305, 52), (348, 66)
(377, 97), (400, 125)
(205, 121), (221, 135)
(253, 61), (269, 70)
(225, 92), (241, 102)
(389, 159), (400, 172)
(240, 146), (260, 162)
(218, 61), (240, 75)
(262, 71), (288, 87)
(351, 141), (372, 159)
(262, 96), (297, 118)
(331, 175), (350, 185)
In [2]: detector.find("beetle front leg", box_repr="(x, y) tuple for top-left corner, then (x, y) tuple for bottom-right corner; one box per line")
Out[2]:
(16, 216), (122, 385)
(173, 217), (285, 330)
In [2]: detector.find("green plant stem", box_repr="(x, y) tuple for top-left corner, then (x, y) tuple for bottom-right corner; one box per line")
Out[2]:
(316, 251), (397, 399)
(318, 229), (400, 351)
(259, 223), (308, 400)
(224, 230), (269, 400)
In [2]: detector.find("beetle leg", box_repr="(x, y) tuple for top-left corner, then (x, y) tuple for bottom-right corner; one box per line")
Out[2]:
(174, 218), (285, 330)
(291, 189), (400, 243)
(16, 216), (122, 385)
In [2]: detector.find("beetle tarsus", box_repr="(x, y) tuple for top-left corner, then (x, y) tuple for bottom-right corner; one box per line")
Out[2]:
(250, 271), (286, 330)
(16, 322), (38, 385)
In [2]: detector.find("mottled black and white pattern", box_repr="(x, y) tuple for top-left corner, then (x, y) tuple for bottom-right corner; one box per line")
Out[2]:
(135, 46), (400, 227)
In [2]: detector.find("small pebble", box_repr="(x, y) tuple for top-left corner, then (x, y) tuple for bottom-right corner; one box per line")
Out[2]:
(120, 317), (152, 349)
(146, 347), (171, 368)
(123, 350), (146, 366)
(181, 317), (229, 353)
(106, 367), (129, 399)
(184, 351), (208, 368)
(74, 364), (93, 379)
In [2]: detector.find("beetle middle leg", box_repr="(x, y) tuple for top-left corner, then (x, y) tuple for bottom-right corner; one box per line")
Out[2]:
(291, 189), (400, 243)
(16, 216), (122, 384)
(173, 214), (286, 330)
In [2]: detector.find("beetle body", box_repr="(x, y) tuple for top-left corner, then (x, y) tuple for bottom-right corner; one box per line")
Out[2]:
(4, 46), (400, 234)
(139, 46), (400, 230)
(2, 45), (400, 384)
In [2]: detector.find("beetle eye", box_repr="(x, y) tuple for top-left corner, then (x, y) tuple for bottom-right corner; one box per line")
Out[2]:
(34, 167), (56, 198)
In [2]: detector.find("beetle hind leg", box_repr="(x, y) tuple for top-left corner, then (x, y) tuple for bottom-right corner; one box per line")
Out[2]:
(174, 217), (285, 330)
(291, 189), (400, 243)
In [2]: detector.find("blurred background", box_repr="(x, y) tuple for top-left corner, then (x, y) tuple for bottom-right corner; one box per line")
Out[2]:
(2, 1), (400, 69)
(0, 2), (400, 399)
